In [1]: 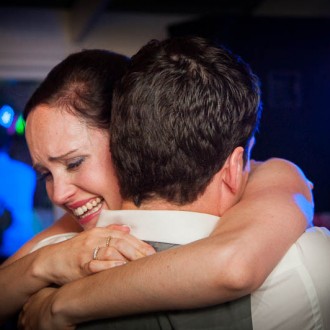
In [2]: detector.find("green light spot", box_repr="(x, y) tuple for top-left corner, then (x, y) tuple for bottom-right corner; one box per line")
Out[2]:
(15, 115), (25, 135)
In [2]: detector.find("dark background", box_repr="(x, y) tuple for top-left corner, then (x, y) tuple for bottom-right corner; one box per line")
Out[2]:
(169, 16), (330, 213)
(0, 2), (329, 235)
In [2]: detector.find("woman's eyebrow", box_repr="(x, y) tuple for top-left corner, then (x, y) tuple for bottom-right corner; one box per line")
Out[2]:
(48, 149), (79, 162)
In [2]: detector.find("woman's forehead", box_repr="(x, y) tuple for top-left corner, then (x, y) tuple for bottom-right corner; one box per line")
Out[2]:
(26, 105), (108, 157)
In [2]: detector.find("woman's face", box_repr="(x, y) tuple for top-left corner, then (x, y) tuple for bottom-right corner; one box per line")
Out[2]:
(25, 104), (122, 230)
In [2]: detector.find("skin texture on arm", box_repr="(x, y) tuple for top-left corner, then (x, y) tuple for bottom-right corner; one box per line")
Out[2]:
(210, 158), (313, 289)
(0, 213), (154, 322)
(0, 213), (79, 322)
(20, 158), (313, 328)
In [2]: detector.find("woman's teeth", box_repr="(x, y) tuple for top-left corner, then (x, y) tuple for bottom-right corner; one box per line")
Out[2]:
(73, 197), (102, 217)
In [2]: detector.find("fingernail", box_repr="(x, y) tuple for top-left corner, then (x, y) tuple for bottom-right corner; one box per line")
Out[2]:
(146, 249), (156, 256)
(111, 261), (127, 268)
(135, 250), (146, 258)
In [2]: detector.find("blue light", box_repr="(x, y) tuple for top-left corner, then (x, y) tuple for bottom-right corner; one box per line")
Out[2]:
(0, 105), (14, 128)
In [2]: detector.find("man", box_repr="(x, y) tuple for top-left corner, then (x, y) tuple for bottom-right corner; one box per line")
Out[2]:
(20, 37), (329, 329)
(109, 36), (330, 329)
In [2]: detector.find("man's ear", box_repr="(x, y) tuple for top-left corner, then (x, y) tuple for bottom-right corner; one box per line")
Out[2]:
(222, 146), (245, 194)
(208, 147), (245, 215)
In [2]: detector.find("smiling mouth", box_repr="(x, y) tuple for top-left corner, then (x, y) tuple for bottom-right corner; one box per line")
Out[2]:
(73, 197), (103, 218)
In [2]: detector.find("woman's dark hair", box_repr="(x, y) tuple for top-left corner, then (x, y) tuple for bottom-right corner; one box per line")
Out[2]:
(24, 49), (130, 130)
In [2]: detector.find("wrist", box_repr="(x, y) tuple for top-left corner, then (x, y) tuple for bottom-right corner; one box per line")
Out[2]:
(30, 247), (54, 285)
(50, 289), (72, 326)
(51, 283), (88, 325)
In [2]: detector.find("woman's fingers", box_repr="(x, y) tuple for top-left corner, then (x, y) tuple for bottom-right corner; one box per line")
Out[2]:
(106, 235), (155, 260)
(91, 234), (155, 262)
(92, 245), (128, 262)
(89, 225), (155, 257)
(88, 259), (127, 273)
(105, 224), (131, 233)
(42, 226), (156, 284)
(97, 226), (156, 259)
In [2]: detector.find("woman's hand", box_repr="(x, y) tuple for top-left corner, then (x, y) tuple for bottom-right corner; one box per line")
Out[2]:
(87, 224), (157, 274)
(34, 225), (155, 286)
(18, 287), (71, 330)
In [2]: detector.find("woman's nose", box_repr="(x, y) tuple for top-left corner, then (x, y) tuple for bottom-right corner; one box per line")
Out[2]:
(47, 176), (76, 206)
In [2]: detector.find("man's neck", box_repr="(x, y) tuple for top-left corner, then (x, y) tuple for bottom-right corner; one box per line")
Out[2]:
(121, 196), (220, 217)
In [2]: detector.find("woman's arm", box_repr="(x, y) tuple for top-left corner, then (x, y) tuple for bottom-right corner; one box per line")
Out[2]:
(0, 213), (154, 322)
(0, 213), (79, 321)
(22, 158), (313, 327)
(210, 158), (313, 290)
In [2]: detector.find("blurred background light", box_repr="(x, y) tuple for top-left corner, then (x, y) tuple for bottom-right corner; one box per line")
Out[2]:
(15, 115), (25, 135)
(0, 105), (14, 129)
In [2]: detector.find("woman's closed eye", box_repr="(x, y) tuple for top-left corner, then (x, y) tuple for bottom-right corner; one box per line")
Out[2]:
(36, 157), (85, 181)
(67, 157), (85, 171)
(37, 171), (52, 182)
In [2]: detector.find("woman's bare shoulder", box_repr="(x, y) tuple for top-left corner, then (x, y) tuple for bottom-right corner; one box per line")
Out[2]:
(1, 213), (82, 266)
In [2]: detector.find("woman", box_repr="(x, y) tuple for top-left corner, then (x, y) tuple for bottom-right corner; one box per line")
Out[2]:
(1, 49), (313, 324)
(0, 50), (155, 323)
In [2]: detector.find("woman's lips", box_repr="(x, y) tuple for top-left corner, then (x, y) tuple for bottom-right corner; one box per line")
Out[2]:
(73, 197), (103, 217)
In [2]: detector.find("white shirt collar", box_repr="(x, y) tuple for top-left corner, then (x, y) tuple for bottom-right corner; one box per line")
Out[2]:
(97, 210), (219, 245)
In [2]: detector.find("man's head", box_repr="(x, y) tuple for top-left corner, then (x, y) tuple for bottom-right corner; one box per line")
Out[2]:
(111, 36), (262, 209)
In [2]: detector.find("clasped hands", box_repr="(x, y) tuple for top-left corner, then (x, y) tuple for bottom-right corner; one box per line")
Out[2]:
(18, 224), (155, 329)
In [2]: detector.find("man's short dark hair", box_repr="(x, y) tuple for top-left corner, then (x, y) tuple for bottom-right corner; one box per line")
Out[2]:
(111, 36), (262, 206)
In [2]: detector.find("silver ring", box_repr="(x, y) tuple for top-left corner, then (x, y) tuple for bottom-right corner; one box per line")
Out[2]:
(93, 246), (100, 260)
(106, 236), (112, 247)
